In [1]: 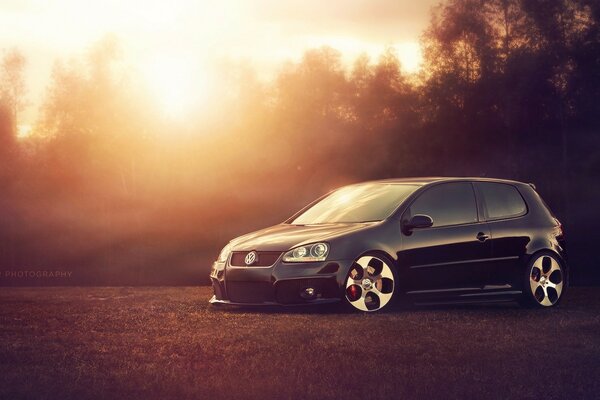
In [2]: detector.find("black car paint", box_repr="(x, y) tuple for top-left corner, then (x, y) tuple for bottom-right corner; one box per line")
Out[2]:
(209, 177), (567, 306)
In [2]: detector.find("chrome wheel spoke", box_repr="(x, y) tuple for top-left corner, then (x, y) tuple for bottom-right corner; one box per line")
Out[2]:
(346, 278), (361, 288)
(356, 256), (373, 274)
(371, 286), (392, 304)
(548, 259), (561, 275)
(533, 256), (549, 273)
(350, 289), (369, 311)
(379, 266), (394, 280)
(540, 287), (553, 306)
(549, 281), (564, 300)
(554, 281), (563, 295)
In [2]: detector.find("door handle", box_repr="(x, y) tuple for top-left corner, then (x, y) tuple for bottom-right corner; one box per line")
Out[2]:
(476, 232), (489, 242)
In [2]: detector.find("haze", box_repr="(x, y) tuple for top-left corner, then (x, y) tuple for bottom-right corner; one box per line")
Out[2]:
(1, 0), (436, 128)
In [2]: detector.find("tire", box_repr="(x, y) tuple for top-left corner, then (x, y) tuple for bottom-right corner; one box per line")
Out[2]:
(520, 251), (567, 308)
(343, 253), (399, 312)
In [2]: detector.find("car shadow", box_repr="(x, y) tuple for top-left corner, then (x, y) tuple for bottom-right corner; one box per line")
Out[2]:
(208, 302), (348, 315)
(206, 299), (536, 315)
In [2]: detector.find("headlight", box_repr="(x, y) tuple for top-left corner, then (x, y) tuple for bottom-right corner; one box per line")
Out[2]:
(283, 243), (329, 262)
(217, 243), (232, 263)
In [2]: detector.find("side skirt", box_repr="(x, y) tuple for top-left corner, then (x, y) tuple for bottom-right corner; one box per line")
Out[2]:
(405, 286), (523, 306)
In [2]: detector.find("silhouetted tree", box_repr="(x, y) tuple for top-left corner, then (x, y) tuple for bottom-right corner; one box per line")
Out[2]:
(0, 49), (26, 272)
(0, 48), (26, 186)
(0, 49), (26, 133)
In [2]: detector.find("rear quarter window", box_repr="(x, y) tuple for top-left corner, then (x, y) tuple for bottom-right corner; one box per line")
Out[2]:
(476, 182), (527, 220)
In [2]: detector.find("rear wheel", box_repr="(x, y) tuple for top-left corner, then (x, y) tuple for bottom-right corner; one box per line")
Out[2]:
(522, 252), (566, 308)
(344, 254), (397, 312)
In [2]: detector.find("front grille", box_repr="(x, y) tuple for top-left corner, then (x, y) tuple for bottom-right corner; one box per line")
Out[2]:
(230, 251), (282, 267)
(226, 281), (275, 303)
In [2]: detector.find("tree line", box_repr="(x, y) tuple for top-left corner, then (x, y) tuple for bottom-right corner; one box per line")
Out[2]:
(0, 0), (598, 285)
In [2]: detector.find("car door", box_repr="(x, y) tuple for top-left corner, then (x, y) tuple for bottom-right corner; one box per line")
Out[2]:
(398, 182), (493, 295)
(474, 182), (530, 287)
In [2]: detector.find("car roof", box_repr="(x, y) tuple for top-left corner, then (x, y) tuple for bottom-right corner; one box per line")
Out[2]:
(364, 177), (527, 186)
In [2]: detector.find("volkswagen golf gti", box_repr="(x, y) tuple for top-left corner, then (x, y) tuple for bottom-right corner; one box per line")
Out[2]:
(209, 177), (567, 312)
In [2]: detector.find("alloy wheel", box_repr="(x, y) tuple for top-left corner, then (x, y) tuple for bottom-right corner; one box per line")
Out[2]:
(345, 255), (395, 312)
(529, 254), (564, 307)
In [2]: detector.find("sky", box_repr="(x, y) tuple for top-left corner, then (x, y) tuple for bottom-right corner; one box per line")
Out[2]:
(0, 0), (438, 130)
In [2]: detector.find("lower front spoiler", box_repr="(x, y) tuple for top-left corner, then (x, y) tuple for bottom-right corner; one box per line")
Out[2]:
(209, 295), (341, 307)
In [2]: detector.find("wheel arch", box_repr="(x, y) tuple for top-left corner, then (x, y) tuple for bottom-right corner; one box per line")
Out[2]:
(525, 233), (567, 266)
(524, 246), (568, 275)
(348, 249), (400, 276)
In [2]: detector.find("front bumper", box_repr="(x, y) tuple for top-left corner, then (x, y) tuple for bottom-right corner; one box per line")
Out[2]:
(209, 257), (354, 306)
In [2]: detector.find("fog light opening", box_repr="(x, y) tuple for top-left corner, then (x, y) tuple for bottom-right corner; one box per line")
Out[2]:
(300, 287), (317, 300)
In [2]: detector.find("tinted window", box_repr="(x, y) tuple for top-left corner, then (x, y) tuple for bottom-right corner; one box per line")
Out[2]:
(291, 184), (419, 224)
(406, 182), (478, 227)
(477, 182), (526, 219)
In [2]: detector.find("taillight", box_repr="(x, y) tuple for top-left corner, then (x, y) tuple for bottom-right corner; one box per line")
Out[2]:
(553, 221), (564, 240)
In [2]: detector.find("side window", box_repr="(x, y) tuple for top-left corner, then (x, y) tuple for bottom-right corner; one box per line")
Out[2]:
(406, 183), (478, 227)
(476, 182), (527, 220)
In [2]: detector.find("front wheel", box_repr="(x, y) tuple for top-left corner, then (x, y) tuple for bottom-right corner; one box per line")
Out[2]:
(344, 254), (397, 312)
(521, 252), (566, 308)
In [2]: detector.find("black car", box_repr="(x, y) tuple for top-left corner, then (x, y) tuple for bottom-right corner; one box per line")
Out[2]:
(209, 177), (567, 312)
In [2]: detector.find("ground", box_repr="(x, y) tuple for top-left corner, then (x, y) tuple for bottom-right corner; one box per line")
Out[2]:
(0, 287), (599, 400)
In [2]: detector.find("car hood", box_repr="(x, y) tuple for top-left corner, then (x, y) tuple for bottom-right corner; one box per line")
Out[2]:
(230, 222), (376, 252)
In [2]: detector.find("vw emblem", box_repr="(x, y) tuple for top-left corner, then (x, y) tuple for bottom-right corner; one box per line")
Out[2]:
(245, 251), (258, 266)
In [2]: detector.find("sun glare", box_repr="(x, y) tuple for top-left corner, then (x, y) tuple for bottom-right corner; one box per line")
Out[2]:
(17, 124), (32, 139)
(141, 57), (210, 121)
(396, 42), (422, 73)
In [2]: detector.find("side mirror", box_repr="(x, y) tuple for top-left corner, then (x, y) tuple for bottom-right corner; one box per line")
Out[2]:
(403, 214), (433, 233)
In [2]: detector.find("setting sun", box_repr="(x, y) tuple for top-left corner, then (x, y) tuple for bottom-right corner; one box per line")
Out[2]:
(0, 0), (434, 127)
(396, 42), (421, 73)
(140, 56), (212, 120)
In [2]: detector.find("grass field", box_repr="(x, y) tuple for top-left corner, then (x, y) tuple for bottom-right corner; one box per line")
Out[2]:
(1, 287), (599, 400)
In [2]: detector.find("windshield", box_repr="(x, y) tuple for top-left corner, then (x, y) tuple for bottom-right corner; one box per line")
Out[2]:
(291, 183), (419, 224)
